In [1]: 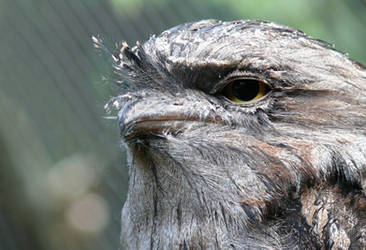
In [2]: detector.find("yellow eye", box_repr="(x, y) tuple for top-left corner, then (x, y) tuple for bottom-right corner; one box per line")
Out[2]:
(222, 79), (269, 103)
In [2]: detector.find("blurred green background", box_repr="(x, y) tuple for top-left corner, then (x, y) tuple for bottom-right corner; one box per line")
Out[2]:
(0, 0), (365, 249)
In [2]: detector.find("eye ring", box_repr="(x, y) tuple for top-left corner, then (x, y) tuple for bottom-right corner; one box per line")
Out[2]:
(221, 78), (270, 103)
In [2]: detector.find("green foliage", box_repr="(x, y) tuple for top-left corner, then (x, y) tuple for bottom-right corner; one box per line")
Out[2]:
(1, 0), (364, 249)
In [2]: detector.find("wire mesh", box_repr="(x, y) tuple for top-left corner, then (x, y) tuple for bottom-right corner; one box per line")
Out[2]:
(0, 0), (365, 249)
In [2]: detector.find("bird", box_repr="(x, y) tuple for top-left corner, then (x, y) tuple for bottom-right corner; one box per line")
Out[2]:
(95, 19), (366, 249)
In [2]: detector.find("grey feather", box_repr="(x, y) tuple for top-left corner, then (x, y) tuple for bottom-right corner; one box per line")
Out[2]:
(99, 20), (366, 249)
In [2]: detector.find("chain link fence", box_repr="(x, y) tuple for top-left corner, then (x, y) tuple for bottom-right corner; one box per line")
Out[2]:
(1, 0), (365, 249)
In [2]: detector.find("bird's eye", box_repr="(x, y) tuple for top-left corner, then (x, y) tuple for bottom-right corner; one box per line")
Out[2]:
(222, 79), (269, 103)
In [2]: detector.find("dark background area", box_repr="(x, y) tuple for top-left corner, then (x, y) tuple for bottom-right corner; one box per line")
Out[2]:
(1, 0), (365, 249)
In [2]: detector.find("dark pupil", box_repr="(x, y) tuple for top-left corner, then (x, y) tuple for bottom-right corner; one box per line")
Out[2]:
(232, 80), (259, 101)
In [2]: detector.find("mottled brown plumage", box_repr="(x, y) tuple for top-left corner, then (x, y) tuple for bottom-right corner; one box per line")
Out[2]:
(98, 20), (366, 249)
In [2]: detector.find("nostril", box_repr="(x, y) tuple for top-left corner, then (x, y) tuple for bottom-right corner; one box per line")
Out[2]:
(173, 102), (183, 106)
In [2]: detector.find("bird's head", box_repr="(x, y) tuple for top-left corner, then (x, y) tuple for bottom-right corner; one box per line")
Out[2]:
(97, 20), (366, 249)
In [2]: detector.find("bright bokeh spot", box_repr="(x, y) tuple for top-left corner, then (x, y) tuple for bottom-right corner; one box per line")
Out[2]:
(66, 193), (110, 233)
(46, 154), (98, 203)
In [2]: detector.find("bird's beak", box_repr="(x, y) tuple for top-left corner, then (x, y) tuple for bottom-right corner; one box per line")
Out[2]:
(118, 97), (223, 141)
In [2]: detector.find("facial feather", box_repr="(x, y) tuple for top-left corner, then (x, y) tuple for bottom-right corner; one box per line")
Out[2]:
(98, 19), (366, 249)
